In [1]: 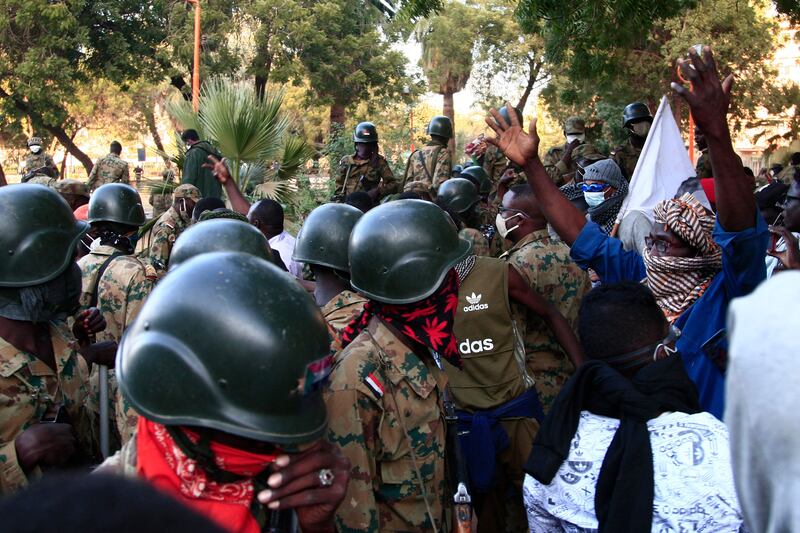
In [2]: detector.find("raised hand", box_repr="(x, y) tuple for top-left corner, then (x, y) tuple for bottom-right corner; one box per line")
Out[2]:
(202, 155), (231, 184)
(15, 423), (76, 472)
(485, 103), (540, 168)
(671, 46), (734, 141)
(768, 225), (800, 271)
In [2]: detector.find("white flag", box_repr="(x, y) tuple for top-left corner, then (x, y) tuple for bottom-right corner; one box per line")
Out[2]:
(616, 95), (696, 224)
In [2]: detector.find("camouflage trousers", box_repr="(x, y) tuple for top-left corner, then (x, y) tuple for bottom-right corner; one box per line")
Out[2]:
(527, 351), (575, 415)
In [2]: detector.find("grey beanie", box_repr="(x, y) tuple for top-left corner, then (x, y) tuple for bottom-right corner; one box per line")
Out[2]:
(584, 159), (625, 190)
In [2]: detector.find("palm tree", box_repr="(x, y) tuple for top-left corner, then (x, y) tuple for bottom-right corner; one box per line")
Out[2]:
(166, 78), (313, 203)
(416, 2), (477, 152)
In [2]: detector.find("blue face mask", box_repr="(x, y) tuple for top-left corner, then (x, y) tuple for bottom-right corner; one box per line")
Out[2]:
(584, 191), (607, 208)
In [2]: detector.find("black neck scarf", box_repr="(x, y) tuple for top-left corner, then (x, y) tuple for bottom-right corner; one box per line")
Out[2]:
(524, 356), (701, 533)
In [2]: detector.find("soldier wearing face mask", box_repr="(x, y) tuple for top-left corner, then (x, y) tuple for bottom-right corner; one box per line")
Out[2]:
(23, 137), (58, 177)
(612, 103), (653, 181)
(542, 118), (601, 187)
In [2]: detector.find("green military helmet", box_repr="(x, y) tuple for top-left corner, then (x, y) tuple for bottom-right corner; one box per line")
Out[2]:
(117, 252), (331, 444)
(460, 165), (491, 195)
(452, 164), (464, 177)
(87, 183), (146, 227)
(353, 121), (379, 143)
(623, 102), (653, 128)
(497, 105), (524, 128)
(426, 115), (453, 139)
(564, 117), (586, 134)
(27, 137), (43, 147)
(437, 178), (479, 213)
(0, 184), (88, 288)
(292, 203), (363, 272)
(349, 199), (470, 304)
(170, 218), (272, 270)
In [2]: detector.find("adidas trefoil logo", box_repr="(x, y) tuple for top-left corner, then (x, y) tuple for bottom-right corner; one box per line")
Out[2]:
(463, 292), (488, 312)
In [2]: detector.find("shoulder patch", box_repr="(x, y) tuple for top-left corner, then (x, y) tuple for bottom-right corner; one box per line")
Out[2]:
(363, 372), (384, 398)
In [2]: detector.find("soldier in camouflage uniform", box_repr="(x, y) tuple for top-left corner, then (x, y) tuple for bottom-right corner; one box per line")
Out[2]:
(498, 185), (591, 412)
(542, 118), (602, 186)
(23, 136), (58, 177)
(87, 141), (130, 192)
(78, 184), (155, 446)
(0, 185), (115, 494)
(335, 122), (398, 202)
(26, 175), (57, 187)
(611, 102), (653, 181)
(54, 179), (90, 212)
(149, 163), (176, 219)
(437, 177), (500, 257)
(136, 184), (200, 276)
(292, 203), (366, 353)
(326, 200), (470, 531)
(403, 115), (453, 196)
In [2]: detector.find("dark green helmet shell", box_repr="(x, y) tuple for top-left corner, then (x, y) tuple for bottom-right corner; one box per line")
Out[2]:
(426, 116), (453, 139)
(437, 178), (479, 213)
(623, 102), (653, 128)
(0, 184), (88, 288)
(497, 105), (523, 128)
(87, 183), (146, 227)
(170, 219), (273, 270)
(292, 203), (363, 272)
(460, 165), (491, 195)
(353, 121), (379, 143)
(117, 252), (330, 444)
(348, 200), (470, 304)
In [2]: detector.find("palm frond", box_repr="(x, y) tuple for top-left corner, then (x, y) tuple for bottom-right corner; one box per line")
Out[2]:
(138, 179), (179, 194)
(165, 96), (204, 138)
(277, 137), (316, 181)
(250, 181), (297, 204)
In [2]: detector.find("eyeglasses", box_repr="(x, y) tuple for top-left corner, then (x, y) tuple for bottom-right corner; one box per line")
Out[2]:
(645, 236), (671, 254)
(580, 182), (609, 193)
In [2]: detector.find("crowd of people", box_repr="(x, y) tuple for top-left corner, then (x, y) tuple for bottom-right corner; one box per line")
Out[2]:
(1, 46), (799, 533)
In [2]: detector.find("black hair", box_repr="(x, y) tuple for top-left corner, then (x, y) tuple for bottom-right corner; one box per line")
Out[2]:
(181, 129), (200, 142)
(110, 141), (122, 155)
(508, 183), (535, 198)
(743, 166), (754, 178)
(345, 191), (374, 213)
(192, 197), (226, 221)
(577, 281), (667, 360)
(250, 199), (284, 229)
(397, 191), (422, 200)
(0, 474), (227, 533)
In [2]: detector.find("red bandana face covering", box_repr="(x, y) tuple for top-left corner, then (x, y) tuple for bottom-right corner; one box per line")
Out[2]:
(342, 269), (463, 368)
(136, 418), (277, 533)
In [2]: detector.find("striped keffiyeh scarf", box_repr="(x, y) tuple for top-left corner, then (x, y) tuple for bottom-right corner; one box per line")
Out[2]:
(642, 193), (722, 323)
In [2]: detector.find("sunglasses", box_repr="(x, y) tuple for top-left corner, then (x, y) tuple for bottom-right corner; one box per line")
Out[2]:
(580, 183), (609, 193)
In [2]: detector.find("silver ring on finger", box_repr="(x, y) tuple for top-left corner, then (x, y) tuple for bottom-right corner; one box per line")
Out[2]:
(318, 468), (334, 487)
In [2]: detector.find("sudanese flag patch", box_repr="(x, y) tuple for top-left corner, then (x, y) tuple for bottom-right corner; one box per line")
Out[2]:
(363, 372), (384, 398)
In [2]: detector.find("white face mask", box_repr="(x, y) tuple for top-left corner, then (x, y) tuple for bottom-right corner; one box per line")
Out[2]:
(584, 191), (607, 208)
(495, 212), (524, 239)
(631, 122), (651, 138)
(566, 134), (585, 144)
(30, 145), (42, 154)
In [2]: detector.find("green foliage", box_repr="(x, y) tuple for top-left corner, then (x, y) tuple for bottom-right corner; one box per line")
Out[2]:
(416, 2), (479, 95)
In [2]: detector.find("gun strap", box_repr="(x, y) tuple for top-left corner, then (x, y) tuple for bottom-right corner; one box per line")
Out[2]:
(365, 329), (440, 533)
(339, 161), (353, 196)
(89, 252), (124, 309)
(418, 145), (443, 185)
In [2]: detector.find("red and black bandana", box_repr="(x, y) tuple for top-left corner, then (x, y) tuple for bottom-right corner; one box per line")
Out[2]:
(342, 269), (462, 368)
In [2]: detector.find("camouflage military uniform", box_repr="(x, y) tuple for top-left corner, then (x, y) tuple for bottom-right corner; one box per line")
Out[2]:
(403, 141), (452, 194)
(542, 143), (603, 186)
(78, 243), (156, 444)
(54, 179), (90, 199)
(137, 205), (191, 275)
(695, 150), (712, 179)
(23, 152), (57, 175)
(26, 176), (56, 187)
(336, 155), (398, 198)
(322, 290), (367, 356)
(87, 153), (130, 192)
(325, 317), (448, 532)
(149, 168), (175, 219)
(501, 229), (591, 413)
(0, 322), (96, 494)
(481, 144), (509, 188)
(611, 139), (642, 181)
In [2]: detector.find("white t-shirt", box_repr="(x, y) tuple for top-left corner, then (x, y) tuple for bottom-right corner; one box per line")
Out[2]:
(524, 411), (746, 532)
(268, 230), (303, 279)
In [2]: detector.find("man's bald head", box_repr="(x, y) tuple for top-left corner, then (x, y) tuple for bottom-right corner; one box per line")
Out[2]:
(503, 184), (546, 228)
(248, 199), (284, 239)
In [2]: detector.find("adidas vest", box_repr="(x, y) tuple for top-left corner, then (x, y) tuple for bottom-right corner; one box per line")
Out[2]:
(446, 256), (532, 411)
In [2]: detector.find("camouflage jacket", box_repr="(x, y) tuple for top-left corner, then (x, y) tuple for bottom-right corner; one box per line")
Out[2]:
(611, 139), (642, 181)
(325, 317), (448, 532)
(26, 176), (56, 187)
(481, 144), (509, 191)
(137, 206), (190, 275)
(23, 153), (57, 175)
(0, 323), (95, 494)
(541, 142), (601, 186)
(695, 150), (712, 179)
(501, 229), (591, 411)
(149, 170), (175, 219)
(322, 290), (367, 356)
(403, 141), (452, 193)
(336, 155), (398, 198)
(87, 153), (130, 192)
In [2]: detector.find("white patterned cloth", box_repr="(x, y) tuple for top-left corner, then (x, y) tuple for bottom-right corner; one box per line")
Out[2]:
(524, 411), (747, 532)
(268, 230), (303, 279)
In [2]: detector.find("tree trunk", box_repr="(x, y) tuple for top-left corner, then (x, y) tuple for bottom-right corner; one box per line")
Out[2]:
(59, 128), (80, 179)
(171, 76), (192, 101)
(329, 103), (346, 133)
(255, 76), (268, 99)
(0, 162), (6, 187)
(517, 59), (542, 112)
(144, 107), (166, 160)
(443, 91), (455, 153)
